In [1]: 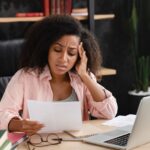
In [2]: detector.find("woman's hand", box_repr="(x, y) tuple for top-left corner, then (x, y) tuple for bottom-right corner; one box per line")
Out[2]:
(75, 42), (88, 78)
(8, 118), (44, 136)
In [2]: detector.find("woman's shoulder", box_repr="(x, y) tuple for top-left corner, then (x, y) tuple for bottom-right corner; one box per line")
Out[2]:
(11, 68), (38, 81)
(13, 66), (51, 81)
(12, 69), (25, 79)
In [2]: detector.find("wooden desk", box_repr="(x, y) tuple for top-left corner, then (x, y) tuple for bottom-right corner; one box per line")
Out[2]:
(17, 119), (150, 150)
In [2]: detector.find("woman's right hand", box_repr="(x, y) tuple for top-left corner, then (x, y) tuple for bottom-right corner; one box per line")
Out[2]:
(75, 42), (88, 78)
(8, 118), (44, 136)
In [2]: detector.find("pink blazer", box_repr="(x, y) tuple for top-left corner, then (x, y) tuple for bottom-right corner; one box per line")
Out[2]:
(0, 66), (118, 129)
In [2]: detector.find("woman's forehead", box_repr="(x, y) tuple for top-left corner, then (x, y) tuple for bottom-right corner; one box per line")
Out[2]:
(55, 35), (80, 46)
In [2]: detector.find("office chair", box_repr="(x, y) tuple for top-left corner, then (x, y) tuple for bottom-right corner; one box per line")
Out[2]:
(0, 39), (24, 99)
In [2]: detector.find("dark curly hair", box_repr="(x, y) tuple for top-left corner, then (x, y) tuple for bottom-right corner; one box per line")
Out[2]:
(20, 14), (102, 75)
(81, 29), (102, 75)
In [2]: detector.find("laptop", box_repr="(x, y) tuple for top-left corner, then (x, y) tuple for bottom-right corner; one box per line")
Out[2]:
(83, 96), (150, 150)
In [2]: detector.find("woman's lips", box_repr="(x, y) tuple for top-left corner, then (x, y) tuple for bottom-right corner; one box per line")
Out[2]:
(56, 64), (67, 71)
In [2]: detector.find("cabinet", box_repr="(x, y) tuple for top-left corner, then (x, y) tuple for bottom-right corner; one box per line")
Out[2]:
(0, 0), (116, 77)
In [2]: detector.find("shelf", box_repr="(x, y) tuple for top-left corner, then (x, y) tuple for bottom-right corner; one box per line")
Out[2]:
(100, 67), (116, 76)
(0, 14), (115, 23)
(96, 67), (116, 79)
(72, 14), (115, 20)
(0, 17), (43, 23)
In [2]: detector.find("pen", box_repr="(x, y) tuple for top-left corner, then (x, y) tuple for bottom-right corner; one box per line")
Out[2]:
(53, 138), (83, 142)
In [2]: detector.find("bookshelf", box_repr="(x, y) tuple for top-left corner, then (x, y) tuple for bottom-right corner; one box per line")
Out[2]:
(97, 68), (116, 78)
(0, 0), (116, 76)
(0, 14), (115, 23)
(0, 0), (115, 23)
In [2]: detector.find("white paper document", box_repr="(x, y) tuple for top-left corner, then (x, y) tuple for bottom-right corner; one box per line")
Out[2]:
(102, 114), (136, 127)
(28, 100), (82, 133)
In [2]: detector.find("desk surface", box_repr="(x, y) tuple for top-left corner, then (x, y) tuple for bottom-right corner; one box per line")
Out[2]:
(18, 119), (150, 150)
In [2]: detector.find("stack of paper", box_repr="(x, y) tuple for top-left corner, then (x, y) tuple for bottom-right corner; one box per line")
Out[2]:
(102, 114), (136, 127)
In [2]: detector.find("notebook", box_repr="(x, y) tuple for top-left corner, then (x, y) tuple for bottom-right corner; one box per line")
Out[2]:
(65, 123), (102, 138)
(83, 96), (150, 150)
(8, 132), (28, 149)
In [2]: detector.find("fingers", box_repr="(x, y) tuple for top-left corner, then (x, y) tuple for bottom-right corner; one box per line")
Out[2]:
(79, 42), (87, 60)
(21, 119), (44, 135)
(9, 118), (44, 135)
(78, 42), (84, 57)
(75, 42), (88, 76)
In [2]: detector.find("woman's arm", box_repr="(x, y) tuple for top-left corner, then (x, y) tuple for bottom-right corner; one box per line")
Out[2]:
(76, 43), (117, 119)
(0, 70), (44, 135)
(79, 73), (106, 102)
(76, 43), (106, 102)
(0, 71), (24, 129)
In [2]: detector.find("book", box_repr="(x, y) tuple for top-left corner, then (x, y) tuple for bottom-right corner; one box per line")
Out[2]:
(43, 0), (50, 16)
(64, 0), (72, 14)
(8, 132), (28, 149)
(51, 0), (56, 14)
(65, 123), (102, 138)
(0, 140), (12, 150)
(50, 0), (73, 15)
(16, 12), (44, 17)
(60, 0), (65, 14)
(0, 130), (8, 147)
(71, 8), (88, 16)
(72, 8), (88, 13)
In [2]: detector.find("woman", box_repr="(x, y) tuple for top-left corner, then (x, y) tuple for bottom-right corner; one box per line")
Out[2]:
(0, 15), (117, 135)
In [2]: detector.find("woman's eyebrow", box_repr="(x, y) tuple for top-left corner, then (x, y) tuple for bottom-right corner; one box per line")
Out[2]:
(55, 42), (64, 47)
(55, 42), (78, 49)
(69, 47), (78, 51)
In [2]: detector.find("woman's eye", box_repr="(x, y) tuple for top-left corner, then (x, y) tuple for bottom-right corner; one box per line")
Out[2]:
(54, 48), (61, 52)
(68, 52), (77, 56)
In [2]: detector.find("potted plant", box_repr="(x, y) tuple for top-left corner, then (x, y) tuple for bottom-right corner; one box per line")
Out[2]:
(128, 0), (150, 114)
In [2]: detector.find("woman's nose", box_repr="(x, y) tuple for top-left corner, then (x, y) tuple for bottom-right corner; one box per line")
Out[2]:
(60, 52), (68, 61)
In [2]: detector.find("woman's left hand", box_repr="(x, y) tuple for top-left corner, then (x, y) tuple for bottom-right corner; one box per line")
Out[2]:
(75, 42), (88, 77)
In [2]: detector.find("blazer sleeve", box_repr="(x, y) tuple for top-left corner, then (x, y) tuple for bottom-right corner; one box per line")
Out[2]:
(0, 70), (24, 129)
(85, 73), (118, 119)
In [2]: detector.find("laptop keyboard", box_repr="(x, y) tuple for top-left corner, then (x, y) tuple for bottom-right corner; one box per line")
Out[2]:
(104, 133), (130, 146)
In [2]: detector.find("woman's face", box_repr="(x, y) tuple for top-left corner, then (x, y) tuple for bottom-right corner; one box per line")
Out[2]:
(48, 35), (80, 76)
